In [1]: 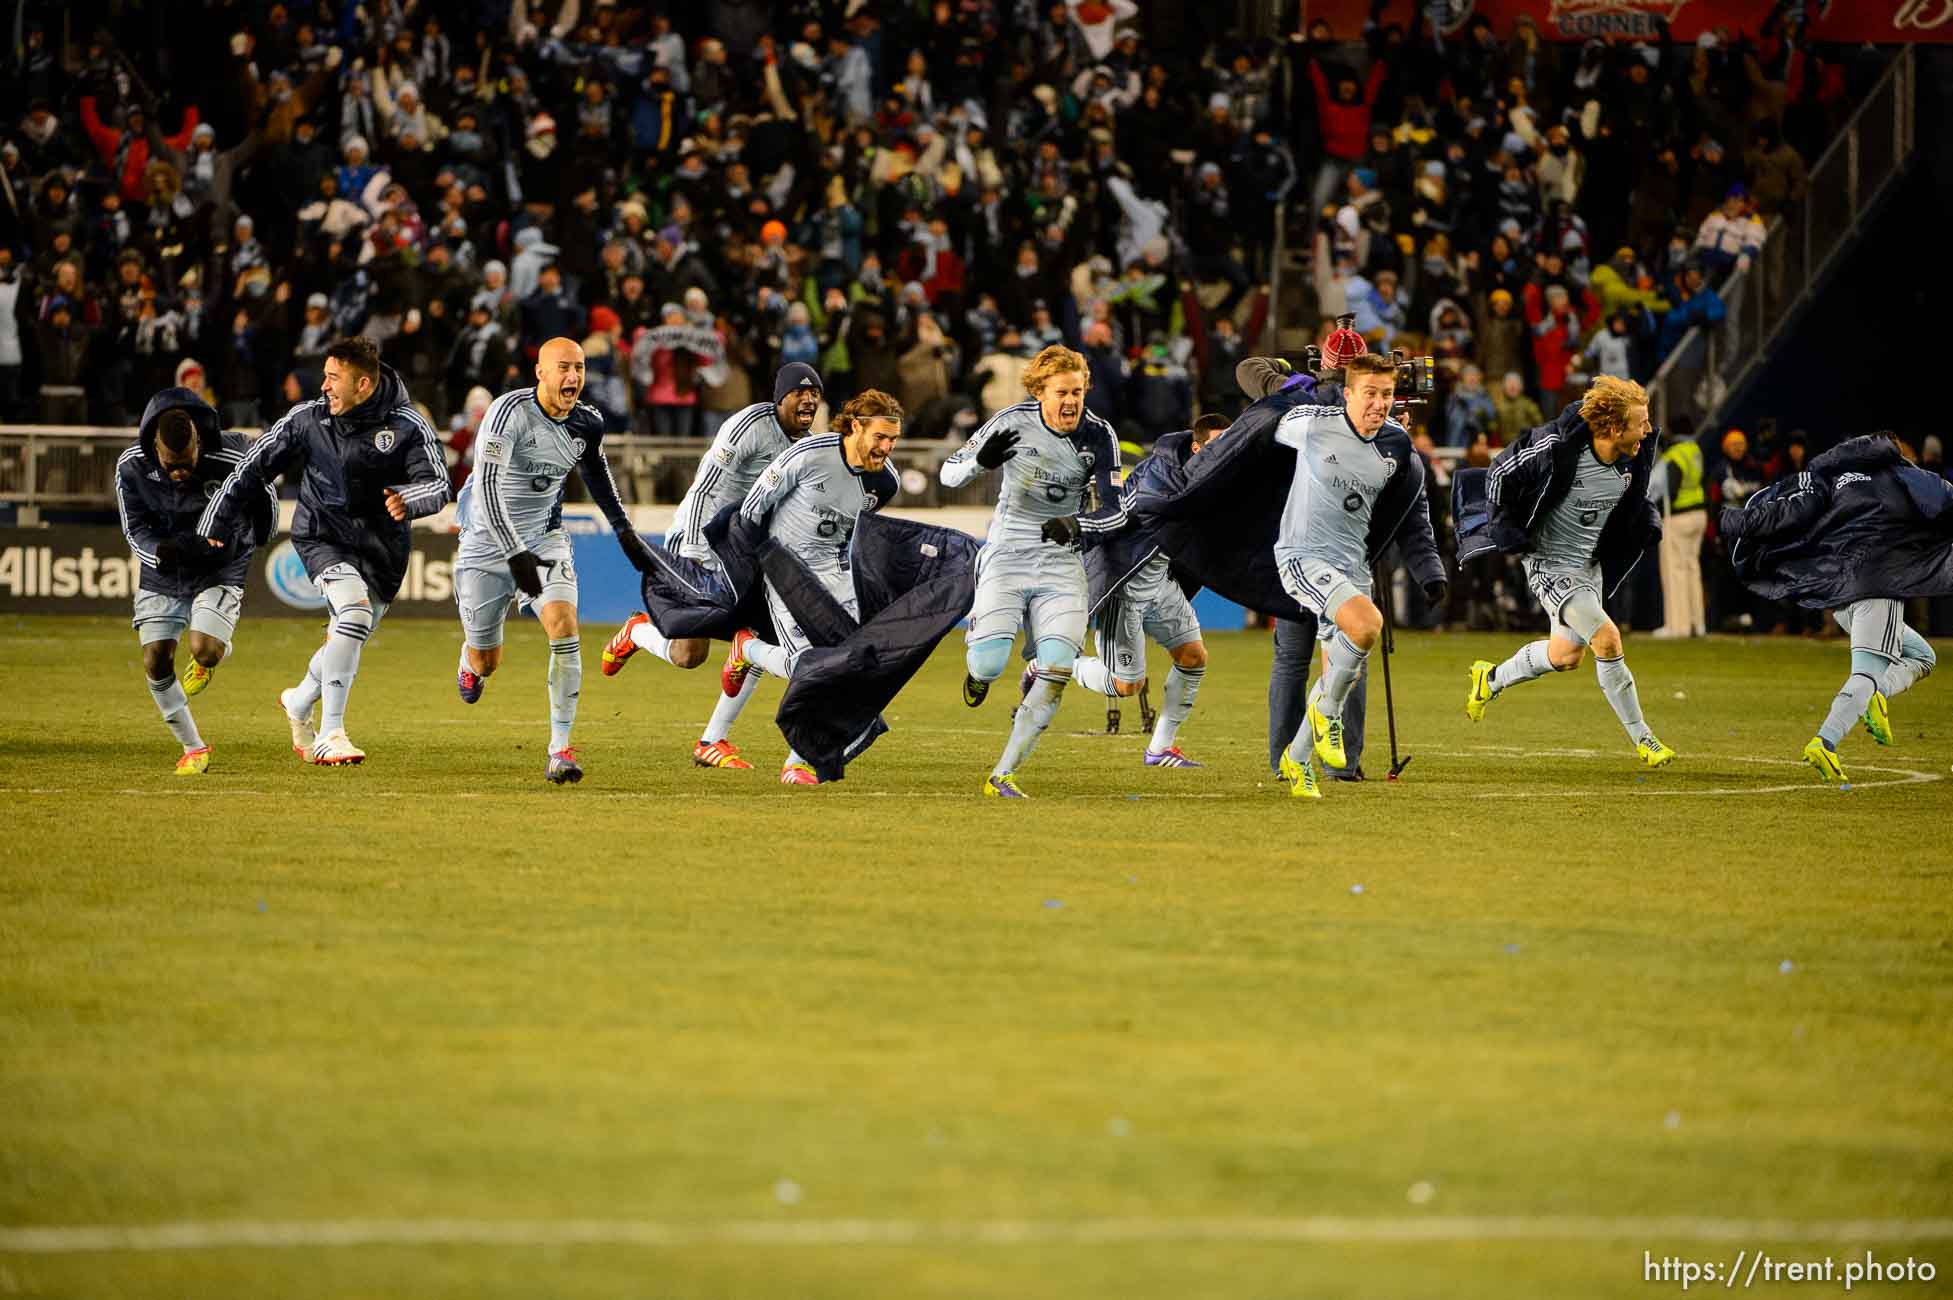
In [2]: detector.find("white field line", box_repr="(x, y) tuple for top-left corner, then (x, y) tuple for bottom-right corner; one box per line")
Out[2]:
(4, 1216), (1953, 1255)
(0, 754), (1942, 803)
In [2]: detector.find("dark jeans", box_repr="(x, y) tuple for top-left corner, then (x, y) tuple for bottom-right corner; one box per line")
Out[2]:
(1268, 615), (1370, 779)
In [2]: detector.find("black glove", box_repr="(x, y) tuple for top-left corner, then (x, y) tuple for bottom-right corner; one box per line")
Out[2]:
(1040, 515), (1081, 546)
(153, 537), (183, 575)
(975, 429), (1021, 469)
(618, 528), (655, 574)
(1423, 578), (1449, 607)
(508, 549), (544, 599)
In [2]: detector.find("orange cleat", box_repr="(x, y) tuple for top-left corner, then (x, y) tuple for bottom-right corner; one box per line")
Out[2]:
(779, 762), (818, 786)
(693, 739), (754, 770)
(602, 612), (649, 676)
(722, 628), (756, 697)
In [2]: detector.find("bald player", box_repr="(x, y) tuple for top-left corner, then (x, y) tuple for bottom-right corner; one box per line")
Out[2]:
(452, 337), (655, 783)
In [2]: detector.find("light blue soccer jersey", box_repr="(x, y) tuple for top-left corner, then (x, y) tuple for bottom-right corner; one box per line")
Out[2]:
(1525, 448), (1630, 575)
(670, 401), (794, 556)
(1272, 403), (1400, 577)
(939, 400), (1125, 548)
(456, 388), (628, 565)
(739, 434), (898, 593)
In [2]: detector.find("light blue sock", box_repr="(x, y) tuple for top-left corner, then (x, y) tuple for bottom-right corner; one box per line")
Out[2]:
(1594, 654), (1651, 746)
(1491, 639), (1553, 695)
(548, 635), (581, 751)
(995, 671), (1066, 778)
(1150, 665), (1204, 752)
(1819, 673), (1877, 748)
(1316, 630), (1367, 719)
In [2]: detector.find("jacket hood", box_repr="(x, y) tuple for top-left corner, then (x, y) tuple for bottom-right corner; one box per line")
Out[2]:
(332, 363), (411, 431)
(136, 387), (222, 462)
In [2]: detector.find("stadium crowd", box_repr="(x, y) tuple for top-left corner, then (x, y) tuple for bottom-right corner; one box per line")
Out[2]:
(0, 0), (1936, 635)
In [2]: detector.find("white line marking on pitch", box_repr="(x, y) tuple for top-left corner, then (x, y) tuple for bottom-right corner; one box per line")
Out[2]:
(4, 1216), (1952, 1255)
(2, 755), (1941, 803)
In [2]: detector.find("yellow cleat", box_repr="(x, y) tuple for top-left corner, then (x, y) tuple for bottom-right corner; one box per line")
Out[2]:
(1802, 736), (1846, 785)
(181, 660), (214, 697)
(1308, 692), (1346, 771)
(981, 773), (1028, 798)
(1862, 691), (1893, 746)
(1278, 750), (1321, 800)
(1636, 735), (1677, 769)
(1465, 659), (1496, 722)
(174, 746), (211, 776)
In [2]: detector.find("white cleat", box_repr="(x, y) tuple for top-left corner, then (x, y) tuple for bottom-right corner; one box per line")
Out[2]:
(309, 729), (366, 766)
(279, 688), (318, 757)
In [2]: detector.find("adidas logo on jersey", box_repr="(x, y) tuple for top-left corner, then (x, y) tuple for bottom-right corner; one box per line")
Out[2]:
(1836, 472), (1871, 489)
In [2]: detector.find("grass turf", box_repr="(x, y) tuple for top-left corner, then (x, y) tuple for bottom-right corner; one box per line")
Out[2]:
(2, 614), (1950, 1298)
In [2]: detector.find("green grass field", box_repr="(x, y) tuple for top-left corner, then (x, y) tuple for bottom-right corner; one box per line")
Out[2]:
(2, 613), (1951, 1298)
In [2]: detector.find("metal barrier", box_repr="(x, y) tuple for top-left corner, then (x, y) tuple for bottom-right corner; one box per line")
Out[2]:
(0, 427), (990, 511)
(1647, 45), (1916, 433)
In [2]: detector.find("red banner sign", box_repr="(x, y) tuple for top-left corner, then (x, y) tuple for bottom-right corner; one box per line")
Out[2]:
(1298, 1), (1953, 43)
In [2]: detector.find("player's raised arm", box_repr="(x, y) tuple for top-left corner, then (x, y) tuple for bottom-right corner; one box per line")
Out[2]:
(1720, 470), (1826, 541)
(940, 410), (1020, 488)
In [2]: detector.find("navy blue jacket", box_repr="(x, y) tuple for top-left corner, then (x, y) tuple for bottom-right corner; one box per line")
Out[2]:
(1453, 403), (1661, 596)
(639, 504), (980, 781)
(116, 389), (271, 598)
(199, 364), (450, 601)
(1724, 435), (1953, 608)
(1133, 381), (1444, 620)
(1085, 429), (1195, 614)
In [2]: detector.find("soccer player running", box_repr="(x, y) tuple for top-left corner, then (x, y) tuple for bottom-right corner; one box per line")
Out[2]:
(116, 388), (273, 773)
(1720, 432), (1945, 784)
(199, 338), (451, 765)
(452, 337), (657, 784)
(1272, 352), (1447, 799)
(1462, 375), (1676, 769)
(1065, 412), (1231, 768)
(723, 389), (902, 785)
(940, 344), (1125, 798)
(600, 362), (824, 771)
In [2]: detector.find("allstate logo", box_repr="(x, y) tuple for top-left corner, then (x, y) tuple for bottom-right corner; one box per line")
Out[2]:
(265, 540), (328, 610)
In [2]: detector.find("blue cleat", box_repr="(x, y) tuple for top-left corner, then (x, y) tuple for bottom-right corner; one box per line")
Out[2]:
(457, 667), (484, 704)
(545, 747), (583, 785)
(1143, 746), (1204, 768)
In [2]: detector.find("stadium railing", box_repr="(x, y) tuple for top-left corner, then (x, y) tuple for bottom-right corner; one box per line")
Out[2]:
(1647, 44), (1917, 433)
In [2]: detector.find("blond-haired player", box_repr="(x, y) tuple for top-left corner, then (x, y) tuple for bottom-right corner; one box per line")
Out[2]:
(1463, 375), (1676, 767)
(939, 345), (1125, 797)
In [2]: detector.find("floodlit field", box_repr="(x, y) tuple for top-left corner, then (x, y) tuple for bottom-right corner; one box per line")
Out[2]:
(3, 614), (1950, 1298)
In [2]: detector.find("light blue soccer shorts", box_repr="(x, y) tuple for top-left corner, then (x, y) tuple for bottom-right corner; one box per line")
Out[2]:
(967, 542), (1088, 654)
(454, 530), (576, 650)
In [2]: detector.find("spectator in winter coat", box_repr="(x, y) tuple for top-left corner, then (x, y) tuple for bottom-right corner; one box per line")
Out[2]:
(1527, 282), (1589, 414)
(1081, 321), (1126, 429)
(1476, 288), (1527, 386)
(1305, 47), (1387, 217)
(1583, 312), (1636, 379)
(1656, 262), (1727, 362)
(519, 264), (584, 357)
(79, 97), (202, 205)
(1444, 364), (1496, 448)
(1589, 247), (1670, 319)
(1124, 335), (1192, 445)
(1743, 122), (1808, 219)
(1694, 186), (1766, 280)
(1492, 371), (1542, 444)
(36, 298), (92, 423)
